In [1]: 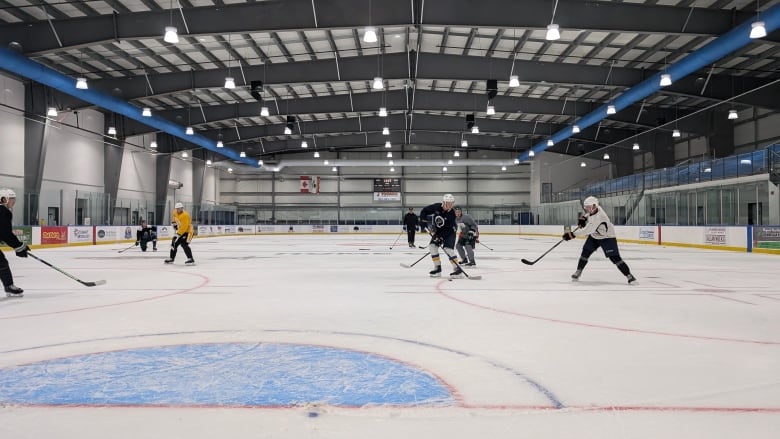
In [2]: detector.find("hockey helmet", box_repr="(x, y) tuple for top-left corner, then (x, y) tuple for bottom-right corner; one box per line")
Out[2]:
(442, 193), (455, 203)
(0, 188), (16, 204)
(174, 202), (184, 209)
(453, 205), (462, 212)
(583, 196), (599, 207)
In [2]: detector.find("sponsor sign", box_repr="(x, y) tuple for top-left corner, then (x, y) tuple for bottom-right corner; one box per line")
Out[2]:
(639, 227), (655, 240)
(257, 225), (276, 233)
(330, 225), (338, 233)
(69, 226), (93, 243)
(95, 226), (119, 242)
(705, 227), (728, 246)
(41, 226), (68, 245)
(235, 225), (255, 234)
(156, 225), (175, 239)
(754, 226), (780, 250)
(312, 225), (325, 233)
(11, 226), (32, 245)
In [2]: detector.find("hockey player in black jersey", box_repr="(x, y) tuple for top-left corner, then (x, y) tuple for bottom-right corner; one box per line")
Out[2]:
(135, 220), (158, 252)
(0, 189), (28, 297)
(419, 194), (464, 278)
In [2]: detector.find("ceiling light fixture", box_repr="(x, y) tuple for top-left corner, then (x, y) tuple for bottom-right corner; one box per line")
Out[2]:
(750, 0), (767, 39)
(607, 104), (616, 115)
(379, 107), (388, 117)
(107, 126), (116, 136)
(390, 167), (395, 172)
(372, 77), (384, 90)
(142, 107), (152, 117)
(471, 125), (479, 134)
(382, 127), (390, 135)
(150, 140), (157, 148)
(332, 166), (338, 172)
(385, 141), (391, 148)
(185, 126), (194, 135)
(260, 106), (269, 117)
(387, 151), (393, 158)
(314, 151), (320, 158)
(164, 26), (179, 44)
(453, 150), (460, 157)
(547, 139), (554, 147)
(301, 140), (308, 148)
(486, 104), (495, 115)
(442, 166), (448, 172)
(47, 107), (58, 117)
(528, 150), (535, 157)
(461, 139), (468, 147)
(580, 161), (586, 167)
(572, 124), (580, 134)
(728, 109), (738, 120)
(546, 23), (560, 41)
(240, 151), (246, 158)
(364, 0), (377, 42)
(217, 140), (224, 148)
(633, 142), (640, 150)
(75, 77), (88, 90)
(603, 153), (610, 160)
(509, 75), (520, 88)
(501, 166), (507, 171)
(181, 151), (188, 158)
(672, 129), (681, 138)
(206, 159), (212, 165)
(659, 73), (672, 87)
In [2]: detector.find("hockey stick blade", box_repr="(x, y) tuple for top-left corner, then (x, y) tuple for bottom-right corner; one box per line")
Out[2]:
(400, 263), (413, 268)
(82, 280), (107, 287)
(521, 258), (536, 265)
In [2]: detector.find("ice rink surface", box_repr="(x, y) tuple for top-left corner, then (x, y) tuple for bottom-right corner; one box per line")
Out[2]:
(1, 233), (778, 438)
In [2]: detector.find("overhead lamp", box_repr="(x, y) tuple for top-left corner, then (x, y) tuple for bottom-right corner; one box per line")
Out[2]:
(206, 159), (212, 165)
(607, 105), (616, 115)
(633, 142), (640, 150)
(740, 159), (752, 165)
(382, 127), (390, 135)
(672, 129), (681, 138)
(150, 140), (157, 149)
(545, 23), (560, 41)
(107, 126), (116, 136)
(659, 73), (672, 87)
(513, 158), (520, 164)
(390, 167), (395, 172)
(47, 107), (58, 117)
(224, 76), (236, 89)
(217, 140), (224, 148)
(379, 107), (388, 117)
(703, 167), (712, 173)
(284, 126), (292, 135)
(363, 26), (378, 43)
(314, 151), (320, 158)
(258, 159), (263, 166)
(228, 167), (233, 173)
(75, 77), (88, 90)
(447, 159), (453, 165)
(471, 125), (479, 134)
(442, 166), (448, 172)
(728, 109), (738, 120)
(142, 107), (152, 117)
(453, 150), (460, 157)
(260, 106), (270, 117)
(486, 105), (495, 115)
(572, 125), (580, 134)
(461, 139), (468, 147)
(580, 161), (586, 167)
(386, 151), (393, 158)
(603, 153), (610, 160)
(388, 160), (394, 165)
(528, 150), (535, 157)
(509, 75), (520, 87)
(323, 160), (329, 165)
(547, 139), (554, 147)
(372, 77), (384, 90)
(331, 166), (338, 172)
(385, 141), (391, 148)
(181, 151), (188, 158)
(501, 166), (507, 171)
(163, 26), (179, 44)
(301, 140), (308, 148)
(185, 126), (194, 135)
(240, 151), (246, 158)
(750, 21), (767, 39)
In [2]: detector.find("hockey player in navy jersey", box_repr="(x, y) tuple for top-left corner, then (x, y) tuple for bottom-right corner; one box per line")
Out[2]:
(0, 189), (28, 297)
(564, 196), (636, 284)
(419, 194), (463, 278)
(135, 220), (158, 252)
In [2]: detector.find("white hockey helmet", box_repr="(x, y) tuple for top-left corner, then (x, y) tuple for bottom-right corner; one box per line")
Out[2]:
(442, 193), (455, 203)
(174, 202), (184, 209)
(583, 196), (599, 207)
(0, 188), (16, 204)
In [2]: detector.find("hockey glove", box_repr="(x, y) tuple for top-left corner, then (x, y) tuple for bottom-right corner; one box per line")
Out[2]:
(135, 241), (140, 246)
(14, 243), (28, 258)
(468, 230), (476, 238)
(186, 233), (193, 244)
(432, 235), (444, 246)
(562, 232), (575, 241)
(577, 215), (588, 228)
(172, 222), (178, 231)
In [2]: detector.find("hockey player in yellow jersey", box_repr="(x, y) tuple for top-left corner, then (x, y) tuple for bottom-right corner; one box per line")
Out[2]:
(164, 202), (195, 265)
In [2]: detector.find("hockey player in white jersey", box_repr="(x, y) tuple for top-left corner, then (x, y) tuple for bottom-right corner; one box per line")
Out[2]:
(563, 196), (637, 284)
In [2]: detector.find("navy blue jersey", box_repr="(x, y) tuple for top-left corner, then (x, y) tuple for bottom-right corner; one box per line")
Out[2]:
(419, 202), (457, 239)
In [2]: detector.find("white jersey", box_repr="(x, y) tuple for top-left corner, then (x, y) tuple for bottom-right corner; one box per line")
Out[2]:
(573, 207), (616, 240)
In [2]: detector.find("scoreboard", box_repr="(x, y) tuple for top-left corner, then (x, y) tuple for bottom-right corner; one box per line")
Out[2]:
(373, 178), (401, 201)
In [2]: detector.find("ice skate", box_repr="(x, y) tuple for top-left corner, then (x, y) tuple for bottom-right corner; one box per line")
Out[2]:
(571, 270), (582, 281)
(626, 274), (637, 284)
(449, 266), (464, 279)
(429, 266), (442, 278)
(4, 284), (23, 297)
(465, 261), (476, 266)
(185, 258), (195, 266)
(153, 246), (158, 252)
(164, 258), (174, 264)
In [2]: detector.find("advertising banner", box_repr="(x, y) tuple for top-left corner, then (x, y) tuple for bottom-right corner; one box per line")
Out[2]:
(754, 226), (780, 250)
(705, 227), (728, 246)
(257, 225), (277, 234)
(69, 226), (93, 244)
(95, 226), (121, 242)
(11, 226), (32, 245)
(638, 227), (656, 240)
(156, 225), (175, 239)
(41, 226), (68, 245)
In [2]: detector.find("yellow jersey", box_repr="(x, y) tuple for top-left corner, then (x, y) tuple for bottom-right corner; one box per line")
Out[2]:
(172, 209), (193, 236)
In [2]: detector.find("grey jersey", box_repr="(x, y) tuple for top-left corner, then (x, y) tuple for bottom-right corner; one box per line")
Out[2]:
(456, 213), (479, 235)
(573, 207), (616, 239)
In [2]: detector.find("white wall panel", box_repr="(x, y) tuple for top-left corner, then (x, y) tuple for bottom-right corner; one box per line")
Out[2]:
(0, 73), (24, 190)
(117, 145), (156, 202)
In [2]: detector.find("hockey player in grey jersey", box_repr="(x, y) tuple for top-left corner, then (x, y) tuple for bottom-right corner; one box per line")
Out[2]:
(563, 196), (636, 284)
(454, 206), (479, 266)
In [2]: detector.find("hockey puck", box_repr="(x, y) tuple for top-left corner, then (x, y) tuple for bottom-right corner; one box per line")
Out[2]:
(448, 278), (453, 281)
(308, 411), (319, 418)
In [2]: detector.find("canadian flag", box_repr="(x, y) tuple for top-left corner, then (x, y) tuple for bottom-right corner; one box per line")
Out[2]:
(300, 176), (320, 194)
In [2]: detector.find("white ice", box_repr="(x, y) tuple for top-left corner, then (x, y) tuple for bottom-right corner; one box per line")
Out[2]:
(0, 234), (778, 438)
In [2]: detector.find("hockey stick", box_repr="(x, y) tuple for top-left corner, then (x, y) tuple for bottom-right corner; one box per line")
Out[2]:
(117, 243), (136, 253)
(389, 230), (404, 249)
(450, 258), (482, 280)
(400, 252), (431, 268)
(520, 227), (581, 266)
(478, 241), (494, 251)
(28, 253), (107, 287)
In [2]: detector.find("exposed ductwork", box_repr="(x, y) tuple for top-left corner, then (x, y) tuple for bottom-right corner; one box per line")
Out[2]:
(520, 4), (780, 162)
(0, 47), (258, 167)
(257, 158), (519, 172)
